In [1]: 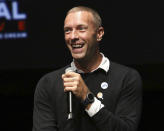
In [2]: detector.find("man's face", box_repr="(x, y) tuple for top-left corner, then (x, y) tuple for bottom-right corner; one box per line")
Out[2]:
(64, 11), (100, 61)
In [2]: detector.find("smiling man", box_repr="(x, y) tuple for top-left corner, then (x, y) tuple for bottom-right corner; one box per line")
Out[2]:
(33, 6), (142, 131)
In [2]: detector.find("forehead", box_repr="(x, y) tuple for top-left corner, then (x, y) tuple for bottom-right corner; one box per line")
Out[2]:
(64, 11), (94, 27)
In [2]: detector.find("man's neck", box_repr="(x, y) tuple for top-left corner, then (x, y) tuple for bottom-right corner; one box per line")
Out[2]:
(74, 53), (102, 73)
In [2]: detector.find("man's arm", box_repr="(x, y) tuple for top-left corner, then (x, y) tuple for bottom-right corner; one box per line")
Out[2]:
(91, 69), (142, 131)
(32, 76), (58, 131)
(62, 68), (142, 131)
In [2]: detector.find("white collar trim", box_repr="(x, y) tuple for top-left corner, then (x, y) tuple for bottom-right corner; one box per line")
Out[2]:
(70, 53), (110, 73)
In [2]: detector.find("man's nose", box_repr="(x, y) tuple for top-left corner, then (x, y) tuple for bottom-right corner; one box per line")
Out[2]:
(70, 30), (79, 40)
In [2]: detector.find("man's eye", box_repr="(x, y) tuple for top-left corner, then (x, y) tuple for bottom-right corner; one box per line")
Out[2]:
(79, 27), (86, 31)
(80, 27), (84, 30)
(64, 29), (71, 33)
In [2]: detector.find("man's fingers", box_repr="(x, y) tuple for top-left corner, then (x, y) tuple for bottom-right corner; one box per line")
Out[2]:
(62, 72), (82, 95)
(64, 86), (77, 92)
(64, 81), (77, 87)
(64, 72), (80, 77)
(63, 77), (77, 82)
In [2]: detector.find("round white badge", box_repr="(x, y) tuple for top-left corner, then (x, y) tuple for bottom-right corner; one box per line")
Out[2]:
(101, 82), (108, 89)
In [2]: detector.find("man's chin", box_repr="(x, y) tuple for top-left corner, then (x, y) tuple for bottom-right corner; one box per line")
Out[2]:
(72, 53), (85, 61)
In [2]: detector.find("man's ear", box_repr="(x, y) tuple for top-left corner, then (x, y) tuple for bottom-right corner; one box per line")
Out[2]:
(97, 26), (104, 42)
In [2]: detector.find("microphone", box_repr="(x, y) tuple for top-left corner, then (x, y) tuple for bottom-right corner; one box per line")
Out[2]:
(65, 67), (75, 120)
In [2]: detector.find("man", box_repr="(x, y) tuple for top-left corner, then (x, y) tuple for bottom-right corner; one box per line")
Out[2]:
(33, 6), (142, 131)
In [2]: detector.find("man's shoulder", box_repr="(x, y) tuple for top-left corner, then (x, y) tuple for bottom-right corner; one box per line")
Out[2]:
(110, 61), (140, 77)
(34, 65), (71, 98)
(40, 65), (70, 81)
(110, 61), (131, 71)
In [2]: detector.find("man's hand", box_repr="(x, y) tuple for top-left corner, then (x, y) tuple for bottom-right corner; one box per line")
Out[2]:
(62, 72), (89, 101)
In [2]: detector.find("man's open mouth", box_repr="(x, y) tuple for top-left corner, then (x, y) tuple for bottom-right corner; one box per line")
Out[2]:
(71, 44), (84, 49)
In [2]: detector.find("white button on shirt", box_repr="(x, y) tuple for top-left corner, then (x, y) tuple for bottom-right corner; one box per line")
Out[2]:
(70, 53), (110, 117)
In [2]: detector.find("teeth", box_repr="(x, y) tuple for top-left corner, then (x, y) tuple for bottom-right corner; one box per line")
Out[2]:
(72, 44), (83, 48)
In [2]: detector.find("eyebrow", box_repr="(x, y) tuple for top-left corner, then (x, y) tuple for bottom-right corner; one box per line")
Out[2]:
(64, 24), (87, 29)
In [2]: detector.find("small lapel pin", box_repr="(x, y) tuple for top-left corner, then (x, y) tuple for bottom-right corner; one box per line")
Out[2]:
(101, 82), (108, 90)
(97, 92), (103, 99)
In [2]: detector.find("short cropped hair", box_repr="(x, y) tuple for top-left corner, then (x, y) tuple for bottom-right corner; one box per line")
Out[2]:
(66, 6), (102, 29)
